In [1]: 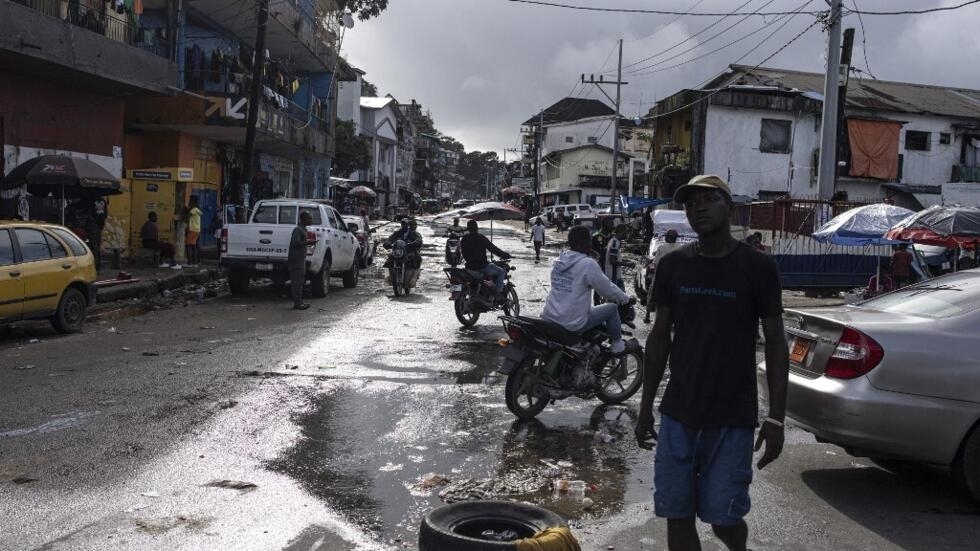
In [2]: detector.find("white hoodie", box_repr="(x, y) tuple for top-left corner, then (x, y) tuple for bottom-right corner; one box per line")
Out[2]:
(542, 250), (631, 332)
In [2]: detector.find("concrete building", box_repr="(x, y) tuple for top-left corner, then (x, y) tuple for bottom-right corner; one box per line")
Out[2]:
(648, 64), (980, 206)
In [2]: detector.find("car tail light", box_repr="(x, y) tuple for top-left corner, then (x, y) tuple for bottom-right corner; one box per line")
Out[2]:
(220, 228), (228, 253)
(306, 231), (316, 256)
(824, 327), (884, 379)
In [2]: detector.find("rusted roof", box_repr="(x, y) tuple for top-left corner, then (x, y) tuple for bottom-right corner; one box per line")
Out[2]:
(715, 65), (980, 119)
(523, 98), (615, 126)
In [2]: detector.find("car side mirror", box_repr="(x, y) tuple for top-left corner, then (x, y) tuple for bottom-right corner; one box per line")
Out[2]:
(348, 223), (359, 232)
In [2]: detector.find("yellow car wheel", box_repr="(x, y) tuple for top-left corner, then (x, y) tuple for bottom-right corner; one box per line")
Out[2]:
(52, 287), (87, 334)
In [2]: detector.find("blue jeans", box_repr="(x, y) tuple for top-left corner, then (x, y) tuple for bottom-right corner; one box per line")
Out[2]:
(654, 414), (754, 525)
(481, 263), (506, 294)
(581, 303), (622, 342)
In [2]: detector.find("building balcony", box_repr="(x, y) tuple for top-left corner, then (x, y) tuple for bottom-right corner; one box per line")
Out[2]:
(186, 0), (338, 72)
(952, 164), (980, 183)
(1, 0), (176, 93)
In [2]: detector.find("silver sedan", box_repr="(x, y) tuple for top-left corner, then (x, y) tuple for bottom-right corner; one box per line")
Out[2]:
(758, 268), (980, 501)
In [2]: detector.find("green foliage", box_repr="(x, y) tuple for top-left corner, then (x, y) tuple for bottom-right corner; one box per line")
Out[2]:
(338, 0), (389, 21)
(361, 78), (379, 97)
(440, 136), (465, 154)
(333, 119), (371, 177)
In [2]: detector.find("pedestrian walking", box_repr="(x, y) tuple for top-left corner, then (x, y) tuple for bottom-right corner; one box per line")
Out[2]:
(530, 217), (546, 263)
(890, 243), (913, 288)
(604, 224), (629, 290)
(635, 174), (789, 551)
(591, 217), (614, 304)
(289, 211), (313, 310)
(184, 195), (203, 267)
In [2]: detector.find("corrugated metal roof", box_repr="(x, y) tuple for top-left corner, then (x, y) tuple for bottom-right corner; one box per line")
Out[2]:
(723, 65), (980, 119)
(360, 97), (394, 109)
(523, 97), (615, 126)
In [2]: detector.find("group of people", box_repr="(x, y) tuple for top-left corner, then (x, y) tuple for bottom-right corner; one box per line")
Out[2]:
(138, 196), (204, 270)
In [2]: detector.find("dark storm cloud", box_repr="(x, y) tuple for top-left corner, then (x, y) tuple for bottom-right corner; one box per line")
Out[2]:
(344, 0), (980, 152)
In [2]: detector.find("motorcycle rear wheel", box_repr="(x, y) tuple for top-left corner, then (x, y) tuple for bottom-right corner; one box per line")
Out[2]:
(505, 355), (549, 419)
(595, 348), (644, 404)
(454, 289), (480, 327)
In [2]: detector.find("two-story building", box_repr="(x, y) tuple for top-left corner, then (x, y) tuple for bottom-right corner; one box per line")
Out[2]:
(648, 64), (980, 207)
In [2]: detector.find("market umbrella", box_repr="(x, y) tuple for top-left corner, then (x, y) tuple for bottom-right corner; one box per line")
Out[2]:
(435, 201), (523, 240)
(884, 205), (980, 248)
(813, 203), (915, 292)
(813, 203), (915, 246)
(348, 185), (377, 199)
(500, 185), (527, 197)
(0, 154), (121, 224)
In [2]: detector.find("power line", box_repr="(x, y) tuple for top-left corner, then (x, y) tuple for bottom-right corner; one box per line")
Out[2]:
(849, 0), (876, 79)
(626, 0), (705, 44)
(622, 0), (781, 75)
(844, 0), (980, 15)
(503, 0), (825, 16)
(631, 0), (814, 77)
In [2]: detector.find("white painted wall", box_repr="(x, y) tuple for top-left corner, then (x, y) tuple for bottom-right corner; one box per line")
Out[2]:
(337, 75), (362, 132)
(542, 146), (627, 194)
(542, 116), (615, 156)
(703, 105), (821, 199)
(895, 113), (961, 185)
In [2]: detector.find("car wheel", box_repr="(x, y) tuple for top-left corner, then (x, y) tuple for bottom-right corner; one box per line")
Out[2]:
(311, 258), (330, 298)
(343, 261), (359, 289)
(418, 500), (565, 551)
(51, 287), (87, 334)
(954, 424), (980, 503)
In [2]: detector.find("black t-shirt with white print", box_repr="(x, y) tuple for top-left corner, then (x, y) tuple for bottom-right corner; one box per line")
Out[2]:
(653, 241), (782, 428)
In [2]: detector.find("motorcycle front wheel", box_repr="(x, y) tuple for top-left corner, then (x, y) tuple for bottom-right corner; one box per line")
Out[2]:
(505, 355), (549, 419)
(391, 267), (403, 296)
(454, 288), (480, 327)
(595, 348), (644, 404)
(502, 286), (520, 316)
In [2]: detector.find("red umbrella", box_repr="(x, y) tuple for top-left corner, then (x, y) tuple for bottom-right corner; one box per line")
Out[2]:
(884, 205), (980, 249)
(500, 185), (527, 197)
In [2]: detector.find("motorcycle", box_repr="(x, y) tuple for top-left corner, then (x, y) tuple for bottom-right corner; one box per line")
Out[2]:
(444, 259), (520, 327)
(445, 229), (462, 267)
(382, 238), (421, 296)
(497, 302), (643, 419)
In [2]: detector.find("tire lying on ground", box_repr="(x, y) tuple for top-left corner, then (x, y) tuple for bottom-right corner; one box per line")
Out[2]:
(418, 500), (566, 551)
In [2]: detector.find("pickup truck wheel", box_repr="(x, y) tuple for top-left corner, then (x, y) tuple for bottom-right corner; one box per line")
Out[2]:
(51, 287), (87, 334)
(954, 424), (980, 503)
(343, 260), (359, 288)
(311, 258), (330, 298)
(228, 270), (250, 295)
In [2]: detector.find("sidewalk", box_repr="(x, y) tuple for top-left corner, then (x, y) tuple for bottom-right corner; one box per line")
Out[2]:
(93, 259), (223, 305)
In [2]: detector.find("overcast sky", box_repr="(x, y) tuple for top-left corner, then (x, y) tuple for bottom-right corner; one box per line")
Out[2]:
(344, 0), (980, 154)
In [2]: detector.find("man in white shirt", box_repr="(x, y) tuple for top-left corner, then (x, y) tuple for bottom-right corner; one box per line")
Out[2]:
(604, 224), (629, 290)
(530, 218), (546, 263)
(542, 226), (633, 354)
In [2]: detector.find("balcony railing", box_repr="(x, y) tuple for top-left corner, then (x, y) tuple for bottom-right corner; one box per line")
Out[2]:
(12, 0), (137, 45)
(953, 164), (980, 183)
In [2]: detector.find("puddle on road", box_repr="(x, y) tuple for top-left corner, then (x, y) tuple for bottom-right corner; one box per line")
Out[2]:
(0, 411), (99, 438)
(267, 386), (652, 549)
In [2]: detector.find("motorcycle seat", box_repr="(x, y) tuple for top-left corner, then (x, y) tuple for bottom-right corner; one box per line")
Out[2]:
(514, 316), (582, 346)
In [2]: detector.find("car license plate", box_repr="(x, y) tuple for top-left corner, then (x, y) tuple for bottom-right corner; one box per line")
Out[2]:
(450, 284), (462, 292)
(255, 263), (274, 271)
(789, 337), (811, 364)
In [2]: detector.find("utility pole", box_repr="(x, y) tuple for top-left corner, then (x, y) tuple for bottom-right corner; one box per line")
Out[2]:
(836, 28), (855, 185)
(816, 0), (843, 201)
(583, 39), (626, 211)
(240, 0), (270, 209)
(534, 110), (544, 206)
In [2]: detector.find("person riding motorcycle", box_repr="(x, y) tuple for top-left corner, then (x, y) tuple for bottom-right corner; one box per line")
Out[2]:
(542, 225), (633, 355)
(460, 220), (511, 301)
(384, 218), (423, 268)
(445, 217), (463, 264)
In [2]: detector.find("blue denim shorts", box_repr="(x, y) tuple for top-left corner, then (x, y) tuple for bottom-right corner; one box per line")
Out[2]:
(653, 413), (754, 525)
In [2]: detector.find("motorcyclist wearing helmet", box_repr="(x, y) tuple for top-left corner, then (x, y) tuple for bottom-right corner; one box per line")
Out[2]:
(542, 225), (633, 354)
(460, 219), (511, 299)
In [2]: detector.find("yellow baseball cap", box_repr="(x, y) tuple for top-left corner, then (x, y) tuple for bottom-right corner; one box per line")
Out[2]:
(673, 174), (733, 204)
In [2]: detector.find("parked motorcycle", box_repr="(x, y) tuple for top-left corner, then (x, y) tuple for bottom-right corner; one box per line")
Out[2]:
(497, 302), (643, 419)
(382, 238), (421, 296)
(444, 259), (520, 326)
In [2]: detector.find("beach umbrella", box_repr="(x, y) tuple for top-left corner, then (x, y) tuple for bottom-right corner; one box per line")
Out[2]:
(885, 205), (980, 248)
(0, 154), (121, 224)
(813, 203), (915, 246)
(348, 185), (377, 199)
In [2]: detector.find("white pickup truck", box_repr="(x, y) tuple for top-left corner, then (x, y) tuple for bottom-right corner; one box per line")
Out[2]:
(219, 199), (360, 297)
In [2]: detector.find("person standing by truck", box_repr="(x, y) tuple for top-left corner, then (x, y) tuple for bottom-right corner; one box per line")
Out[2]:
(185, 195), (203, 267)
(289, 211), (313, 310)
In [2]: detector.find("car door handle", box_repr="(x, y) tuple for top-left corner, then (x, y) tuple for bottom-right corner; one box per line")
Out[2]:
(9, 271), (20, 277)
(62, 264), (73, 270)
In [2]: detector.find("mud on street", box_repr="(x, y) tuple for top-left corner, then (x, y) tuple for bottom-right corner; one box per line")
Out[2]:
(2, 220), (979, 551)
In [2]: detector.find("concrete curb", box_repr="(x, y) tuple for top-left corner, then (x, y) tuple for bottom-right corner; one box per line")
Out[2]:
(96, 268), (224, 303)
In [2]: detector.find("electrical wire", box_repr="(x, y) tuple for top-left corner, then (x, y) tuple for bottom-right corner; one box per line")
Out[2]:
(844, 0), (980, 16)
(502, 0), (825, 17)
(849, 0), (877, 79)
(626, 0), (705, 44)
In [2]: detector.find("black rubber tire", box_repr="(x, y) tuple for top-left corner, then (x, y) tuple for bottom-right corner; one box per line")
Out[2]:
(595, 348), (644, 405)
(502, 286), (520, 317)
(358, 249), (367, 269)
(418, 500), (565, 551)
(342, 261), (359, 289)
(51, 287), (86, 334)
(504, 355), (549, 419)
(954, 424), (980, 503)
(454, 289), (479, 327)
(227, 270), (250, 295)
(311, 258), (330, 298)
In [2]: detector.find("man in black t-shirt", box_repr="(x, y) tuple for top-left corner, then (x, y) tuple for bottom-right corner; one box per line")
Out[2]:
(634, 175), (789, 551)
(460, 220), (511, 298)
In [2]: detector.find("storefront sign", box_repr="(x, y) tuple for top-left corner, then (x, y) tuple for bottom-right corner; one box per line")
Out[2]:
(132, 170), (172, 180)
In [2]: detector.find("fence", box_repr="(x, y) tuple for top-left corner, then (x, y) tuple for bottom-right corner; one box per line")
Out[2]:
(13, 0), (136, 45)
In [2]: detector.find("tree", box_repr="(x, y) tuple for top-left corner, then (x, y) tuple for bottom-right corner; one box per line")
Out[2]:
(441, 136), (465, 154)
(333, 119), (371, 177)
(361, 78), (378, 97)
(337, 0), (389, 21)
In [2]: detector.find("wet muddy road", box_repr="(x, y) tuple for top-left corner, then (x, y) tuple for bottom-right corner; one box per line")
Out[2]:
(2, 220), (978, 551)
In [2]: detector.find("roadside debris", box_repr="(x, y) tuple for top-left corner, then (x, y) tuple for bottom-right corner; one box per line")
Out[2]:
(418, 473), (451, 489)
(217, 399), (238, 409)
(140, 491), (161, 498)
(13, 365), (35, 370)
(12, 477), (38, 484)
(203, 480), (257, 492)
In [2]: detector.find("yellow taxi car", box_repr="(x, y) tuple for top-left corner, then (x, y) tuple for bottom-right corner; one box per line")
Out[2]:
(0, 220), (97, 333)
